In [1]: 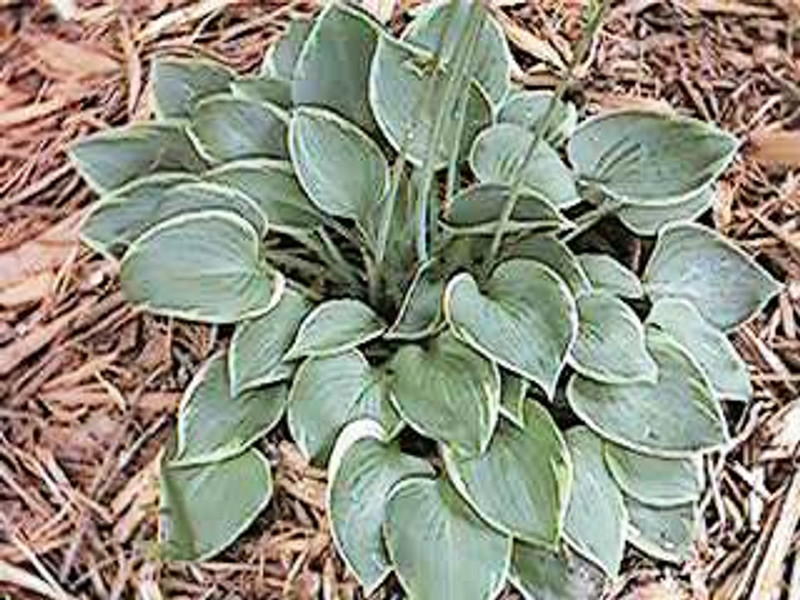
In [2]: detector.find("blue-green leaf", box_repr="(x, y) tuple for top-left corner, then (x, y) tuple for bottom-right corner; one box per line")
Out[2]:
(69, 123), (205, 193)
(568, 110), (738, 204)
(470, 123), (580, 207)
(385, 476), (512, 600)
(445, 259), (577, 397)
(287, 350), (400, 464)
(190, 95), (287, 162)
(643, 222), (781, 331)
(445, 402), (572, 545)
(120, 211), (284, 323)
(151, 56), (234, 119)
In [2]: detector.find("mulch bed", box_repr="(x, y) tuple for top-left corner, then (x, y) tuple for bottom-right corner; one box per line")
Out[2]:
(0, 1), (798, 598)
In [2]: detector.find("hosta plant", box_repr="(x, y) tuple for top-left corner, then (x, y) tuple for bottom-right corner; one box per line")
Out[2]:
(70, 0), (781, 597)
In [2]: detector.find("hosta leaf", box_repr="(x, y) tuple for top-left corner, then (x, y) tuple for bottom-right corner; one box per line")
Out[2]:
(503, 234), (591, 296)
(328, 421), (433, 594)
(578, 254), (643, 299)
(190, 96), (287, 162)
(497, 90), (578, 147)
(285, 299), (385, 359)
(389, 331), (501, 456)
(80, 173), (200, 258)
(445, 258), (577, 397)
(567, 110), (738, 204)
(172, 355), (287, 466)
(229, 289), (312, 395)
(230, 76), (292, 109)
(261, 19), (313, 80)
(385, 261), (444, 340)
(626, 497), (697, 563)
(206, 160), (324, 234)
(647, 298), (751, 401)
(151, 56), (234, 119)
(402, 0), (511, 105)
(120, 211), (284, 323)
(618, 185), (714, 236)
(510, 542), (605, 600)
(160, 443), (272, 561)
(369, 35), (492, 168)
(385, 476), (512, 600)
(499, 372), (529, 426)
(287, 350), (400, 464)
(569, 292), (657, 384)
(563, 427), (627, 577)
(442, 183), (569, 235)
(289, 106), (389, 233)
(445, 402), (572, 545)
(84, 182), (269, 255)
(567, 328), (729, 457)
(292, 3), (379, 132)
(470, 123), (579, 207)
(604, 442), (703, 507)
(69, 123), (205, 193)
(643, 222), (781, 330)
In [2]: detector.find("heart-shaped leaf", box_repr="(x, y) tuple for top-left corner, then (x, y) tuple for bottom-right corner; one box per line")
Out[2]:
(190, 95), (287, 163)
(618, 185), (714, 236)
(510, 541), (605, 600)
(292, 3), (379, 132)
(643, 222), (781, 330)
(287, 350), (400, 464)
(69, 123), (205, 193)
(569, 292), (657, 384)
(172, 354), (287, 466)
(328, 420), (433, 594)
(470, 123), (579, 207)
(604, 442), (703, 507)
(151, 56), (234, 119)
(206, 160), (325, 235)
(229, 289), (312, 395)
(563, 427), (627, 577)
(120, 211), (284, 323)
(92, 180), (269, 246)
(289, 107), (389, 234)
(442, 183), (569, 235)
(578, 254), (643, 299)
(568, 110), (738, 204)
(81, 173), (200, 258)
(497, 90), (577, 147)
(445, 258), (577, 397)
(389, 331), (500, 456)
(402, 0), (511, 105)
(385, 476), (512, 600)
(261, 19), (313, 81)
(231, 76), (292, 109)
(370, 34), (491, 168)
(385, 261), (444, 340)
(499, 371), (529, 427)
(445, 402), (572, 545)
(647, 298), (751, 402)
(285, 299), (385, 359)
(625, 496), (697, 564)
(159, 443), (272, 561)
(567, 328), (729, 457)
(503, 234), (591, 296)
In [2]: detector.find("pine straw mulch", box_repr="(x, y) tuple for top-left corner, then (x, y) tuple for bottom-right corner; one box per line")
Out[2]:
(0, 0), (798, 598)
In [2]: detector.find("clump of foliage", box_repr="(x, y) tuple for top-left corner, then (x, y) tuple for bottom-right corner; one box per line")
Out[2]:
(70, 0), (781, 597)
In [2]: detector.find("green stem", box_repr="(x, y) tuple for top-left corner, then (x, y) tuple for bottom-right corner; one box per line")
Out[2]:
(486, 0), (611, 271)
(559, 201), (622, 244)
(376, 1), (462, 268)
(415, 0), (485, 264)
